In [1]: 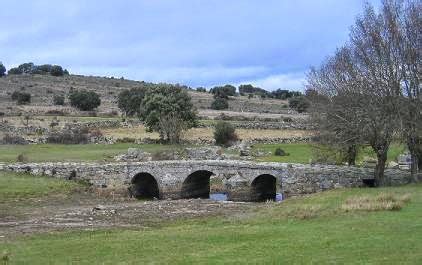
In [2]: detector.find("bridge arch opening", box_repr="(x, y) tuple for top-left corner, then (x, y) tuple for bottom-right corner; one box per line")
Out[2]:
(130, 173), (160, 199)
(251, 174), (277, 202)
(181, 170), (214, 199)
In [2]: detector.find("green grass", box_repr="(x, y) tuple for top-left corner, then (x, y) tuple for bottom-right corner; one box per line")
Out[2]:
(1, 184), (422, 264)
(254, 143), (406, 164)
(253, 143), (313, 163)
(0, 143), (182, 163)
(0, 171), (83, 201)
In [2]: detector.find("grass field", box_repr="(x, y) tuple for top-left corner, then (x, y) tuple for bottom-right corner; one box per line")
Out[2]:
(1, 183), (421, 264)
(254, 143), (406, 164)
(0, 143), (181, 163)
(0, 171), (84, 201)
(0, 142), (406, 164)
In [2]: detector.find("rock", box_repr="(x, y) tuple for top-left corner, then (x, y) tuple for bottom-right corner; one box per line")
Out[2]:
(114, 148), (152, 162)
(387, 161), (399, 169)
(93, 205), (106, 211)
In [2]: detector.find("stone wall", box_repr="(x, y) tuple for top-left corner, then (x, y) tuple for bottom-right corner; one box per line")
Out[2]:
(0, 161), (413, 201)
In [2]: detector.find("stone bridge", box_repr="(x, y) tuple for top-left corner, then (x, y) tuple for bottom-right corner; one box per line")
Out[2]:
(0, 161), (411, 201)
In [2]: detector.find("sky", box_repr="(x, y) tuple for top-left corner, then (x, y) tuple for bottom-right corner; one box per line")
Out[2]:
(0, 0), (380, 91)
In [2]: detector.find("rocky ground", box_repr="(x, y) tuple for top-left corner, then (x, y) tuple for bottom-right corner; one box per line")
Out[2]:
(0, 191), (259, 239)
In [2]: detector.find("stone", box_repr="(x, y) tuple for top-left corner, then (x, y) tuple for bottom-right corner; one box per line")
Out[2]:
(387, 161), (399, 169)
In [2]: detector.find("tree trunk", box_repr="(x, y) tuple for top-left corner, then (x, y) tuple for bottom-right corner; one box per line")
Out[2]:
(374, 151), (388, 187)
(347, 145), (357, 166)
(407, 136), (419, 182)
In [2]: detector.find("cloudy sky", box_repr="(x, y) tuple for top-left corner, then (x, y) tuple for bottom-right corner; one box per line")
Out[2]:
(0, 0), (379, 90)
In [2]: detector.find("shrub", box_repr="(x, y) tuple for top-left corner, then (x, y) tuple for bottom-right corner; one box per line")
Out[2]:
(50, 65), (64, 76)
(274, 148), (289, 156)
(69, 90), (101, 111)
(46, 127), (89, 144)
(2, 134), (28, 145)
(8, 67), (22, 75)
(17, 153), (28, 163)
(282, 117), (293, 122)
(196, 87), (207, 93)
(211, 97), (229, 110)
(0, 62), (6, 77)
(11, 91), (31, 105)
(214, 121), (238, 147)
(53, 95), (65, 105)
(288, 96), (310, 113)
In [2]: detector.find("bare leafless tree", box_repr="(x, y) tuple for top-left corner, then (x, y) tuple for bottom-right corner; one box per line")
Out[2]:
(308, 0), (421, 186)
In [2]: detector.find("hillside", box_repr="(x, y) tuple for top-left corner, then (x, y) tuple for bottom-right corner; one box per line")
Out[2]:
(0, 74), (299, 117)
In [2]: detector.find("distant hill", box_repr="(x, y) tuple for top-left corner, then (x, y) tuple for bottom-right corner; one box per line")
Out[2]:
(0, 74), (292, 116)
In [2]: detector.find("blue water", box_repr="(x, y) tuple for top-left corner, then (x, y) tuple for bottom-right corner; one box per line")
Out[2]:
(210, 193), (228, 201)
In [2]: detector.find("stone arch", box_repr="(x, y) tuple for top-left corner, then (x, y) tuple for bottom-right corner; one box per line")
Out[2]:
(181, 170), (214, 199)
(130, 172), (160, 199)
(251, 174), (277, 202)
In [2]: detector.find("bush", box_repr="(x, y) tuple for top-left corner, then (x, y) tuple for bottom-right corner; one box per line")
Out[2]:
(196, 87), (207, 93)
(69, 90), (101, 111)
(53, 95), (65, 105)
(214, 121), (238, 147)
(17, 153), (28, 163)
(2, 134), (28, 145)
(11, 91), (31, 105)
(211, 97), (229, 110)
(50, 65), (64, 76)
(274, 148), (288, 156)
(288, 96), (310, 113)
(46, 128), (89, 144)
(0, 62), (6, 77)
(8, 67), (22, 75)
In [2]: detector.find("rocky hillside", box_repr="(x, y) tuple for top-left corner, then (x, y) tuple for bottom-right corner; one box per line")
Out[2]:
(0, 74), (295, 116)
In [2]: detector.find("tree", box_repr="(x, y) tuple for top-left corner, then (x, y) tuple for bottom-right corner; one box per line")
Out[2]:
(211, 97), (229, 110)
(0, 62), (6, 77)
(50, 65), (65, 76)
(141, 84), (197, 143)
(307, 1), (416, 186)
(117, 88), (146, 116)
(69, 90), (101, 111)
(8, 67), (22, 75)
(210, 85), (236, 98)
(394, 0), (422, 178)
(214, 121), (238, 147)
(288, 96), (310, 113)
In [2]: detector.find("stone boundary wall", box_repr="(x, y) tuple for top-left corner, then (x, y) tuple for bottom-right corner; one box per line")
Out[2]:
(0, 161), (413, 200)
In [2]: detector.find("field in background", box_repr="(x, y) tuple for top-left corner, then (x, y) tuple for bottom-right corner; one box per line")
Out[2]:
(0, 171), (84, 201)
(253, 143), (406, 164)
(0, 143), (180, 163)
(1, 182), (421, 264)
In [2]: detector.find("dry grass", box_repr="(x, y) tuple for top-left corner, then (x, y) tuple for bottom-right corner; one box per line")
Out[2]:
(102, 125), (311, 141)
(341, 193), (411, 212)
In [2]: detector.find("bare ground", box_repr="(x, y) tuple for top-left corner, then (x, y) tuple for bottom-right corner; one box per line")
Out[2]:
(0, 191), (258, 239)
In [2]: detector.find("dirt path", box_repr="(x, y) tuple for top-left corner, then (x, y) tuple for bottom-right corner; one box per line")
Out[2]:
(0, 192), (259, 239)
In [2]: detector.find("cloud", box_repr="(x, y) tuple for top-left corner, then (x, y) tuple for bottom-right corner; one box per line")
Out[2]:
(236, 73), (306, 91)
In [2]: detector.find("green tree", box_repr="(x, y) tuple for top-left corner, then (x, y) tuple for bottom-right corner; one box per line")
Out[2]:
(141, 84), (197, 143)
(11, 91), (31, 105)
(210, 85), (236, 98)
(69, 90), (101, 111)
(0, 62), (6, 77)
(117, 88), (146, 116)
